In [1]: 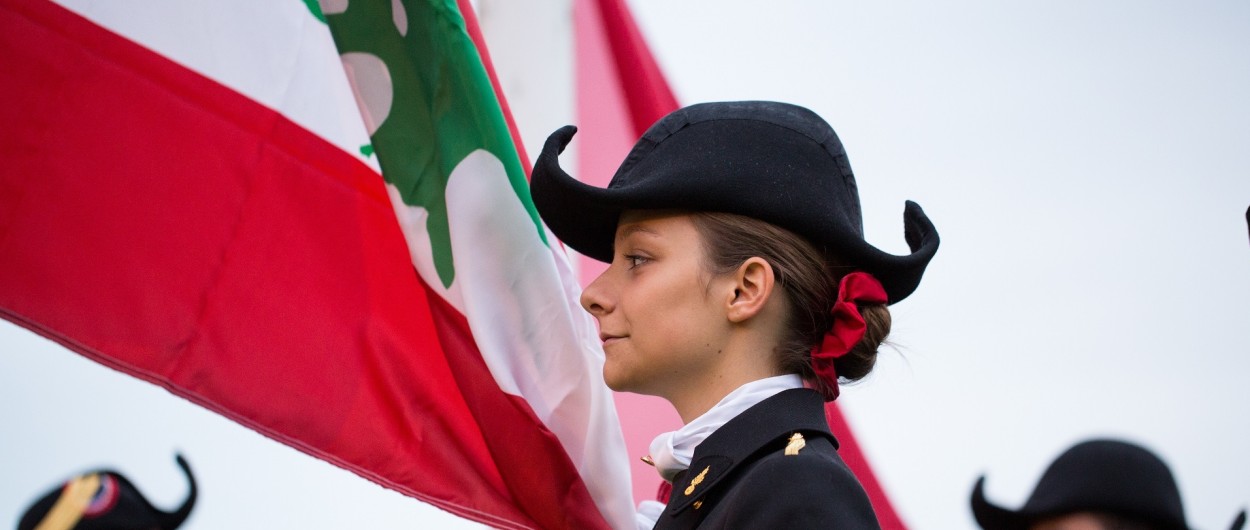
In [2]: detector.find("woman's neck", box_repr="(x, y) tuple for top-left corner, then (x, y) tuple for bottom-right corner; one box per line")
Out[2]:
(667, 374), (804, 425)
(665, 309), (790, 423)
(664, 347), (786, 423)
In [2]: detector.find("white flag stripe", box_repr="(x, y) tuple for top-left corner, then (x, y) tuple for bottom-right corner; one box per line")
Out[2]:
(397, 150), (634, 529)
(51, 0), (376, 171)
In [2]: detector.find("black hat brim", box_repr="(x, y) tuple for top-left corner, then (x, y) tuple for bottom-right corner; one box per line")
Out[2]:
(971, 476), (1037, 530)
(531, 124), (940, 304)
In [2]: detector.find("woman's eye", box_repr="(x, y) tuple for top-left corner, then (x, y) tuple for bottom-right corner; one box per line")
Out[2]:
(625, 254), (649, 269)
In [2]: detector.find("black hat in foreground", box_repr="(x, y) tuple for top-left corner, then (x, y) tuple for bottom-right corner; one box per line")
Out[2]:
(530, 100), (939, 304)
(972, 439), (1245, 530)
(17, 454), (197, 530)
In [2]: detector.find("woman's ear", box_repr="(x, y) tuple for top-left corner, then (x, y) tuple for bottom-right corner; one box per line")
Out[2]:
(726, 257), (776, 323)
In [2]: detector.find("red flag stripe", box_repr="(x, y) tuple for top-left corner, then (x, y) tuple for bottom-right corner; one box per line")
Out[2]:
(594, 0), (680, 138)
(426, 285), (612, 530)
(827, 405), (908, 529)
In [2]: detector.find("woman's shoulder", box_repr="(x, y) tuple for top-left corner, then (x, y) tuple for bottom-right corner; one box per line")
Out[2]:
(655, 389), (881, 528)
(703, 435), (880, 528)
(739, 434), (871, 500)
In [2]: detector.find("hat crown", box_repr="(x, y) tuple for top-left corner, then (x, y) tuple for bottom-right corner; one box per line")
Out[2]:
(638, 101), (846, 155)
(606, 101), (868, 243)
(529, 100), (939, 304)
(1029, 440), (1186, 525)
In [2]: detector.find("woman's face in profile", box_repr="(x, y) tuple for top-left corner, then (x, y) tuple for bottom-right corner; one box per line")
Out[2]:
(579, 211), (732, 397)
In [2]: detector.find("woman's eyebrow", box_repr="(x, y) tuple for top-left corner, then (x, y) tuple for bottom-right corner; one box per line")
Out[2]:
(615, 224), (659, 242)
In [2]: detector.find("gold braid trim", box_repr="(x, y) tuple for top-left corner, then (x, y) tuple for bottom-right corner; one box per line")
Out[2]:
(34, 473), (100, 530)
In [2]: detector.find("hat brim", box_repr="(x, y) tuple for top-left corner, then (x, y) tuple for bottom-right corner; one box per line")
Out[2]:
(971, 476), (1039, 530)
(530, 126), (632, 264)
(530, 125), (940, 304)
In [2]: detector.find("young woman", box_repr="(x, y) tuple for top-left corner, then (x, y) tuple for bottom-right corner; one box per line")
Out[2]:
(530, 101), (939, 529)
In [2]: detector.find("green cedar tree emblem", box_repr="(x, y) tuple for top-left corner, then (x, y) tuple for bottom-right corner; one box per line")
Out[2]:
(324, 0), (544, 288)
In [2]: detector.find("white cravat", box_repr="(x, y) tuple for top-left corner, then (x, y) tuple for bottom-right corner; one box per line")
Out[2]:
(635, 374), (804, 530)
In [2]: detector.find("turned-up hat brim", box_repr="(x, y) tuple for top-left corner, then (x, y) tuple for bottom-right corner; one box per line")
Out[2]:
(970, 440), (1191, 530)
(18, 454), (198, 530)
(530, 101), (939, 304)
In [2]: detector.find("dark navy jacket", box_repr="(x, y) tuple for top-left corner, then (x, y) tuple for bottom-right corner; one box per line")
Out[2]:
(652, 388), (880, 529)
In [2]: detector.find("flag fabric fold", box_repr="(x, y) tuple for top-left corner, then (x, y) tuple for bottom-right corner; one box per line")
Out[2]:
(1, 0), (631, 528)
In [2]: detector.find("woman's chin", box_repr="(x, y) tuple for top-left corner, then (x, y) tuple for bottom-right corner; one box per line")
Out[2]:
(602, 364), (644, 393)
(601, 369), (630, 392)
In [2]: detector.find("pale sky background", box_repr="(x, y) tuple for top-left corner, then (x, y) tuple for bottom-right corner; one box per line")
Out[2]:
(3, 1), (1248, 529)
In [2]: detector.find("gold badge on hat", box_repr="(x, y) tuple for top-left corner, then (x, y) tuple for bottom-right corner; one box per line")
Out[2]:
(36, 473), (101, 530)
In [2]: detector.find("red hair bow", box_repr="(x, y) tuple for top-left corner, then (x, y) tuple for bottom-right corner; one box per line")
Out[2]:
(810, 272), (888, 401)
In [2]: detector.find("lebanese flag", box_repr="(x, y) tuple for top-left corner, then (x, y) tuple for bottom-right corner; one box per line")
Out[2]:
(0, 0), (632, 528)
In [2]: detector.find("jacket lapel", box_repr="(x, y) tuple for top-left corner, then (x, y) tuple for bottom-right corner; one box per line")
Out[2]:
(664, 388), (837, 516)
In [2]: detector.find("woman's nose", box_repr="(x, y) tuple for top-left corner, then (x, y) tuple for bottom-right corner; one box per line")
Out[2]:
(580, 272), (613, 316)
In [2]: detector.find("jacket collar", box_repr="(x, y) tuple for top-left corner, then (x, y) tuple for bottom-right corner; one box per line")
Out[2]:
(666, 388), (836, 513)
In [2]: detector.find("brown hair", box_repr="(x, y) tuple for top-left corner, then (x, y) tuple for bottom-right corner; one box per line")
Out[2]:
(690, 212), (890, 395)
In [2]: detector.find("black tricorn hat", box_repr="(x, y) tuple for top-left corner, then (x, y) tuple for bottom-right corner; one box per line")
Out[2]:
(17, 454), (197, 530)
(530, 100), (939, 304)
(971, 439), (1209, 530)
